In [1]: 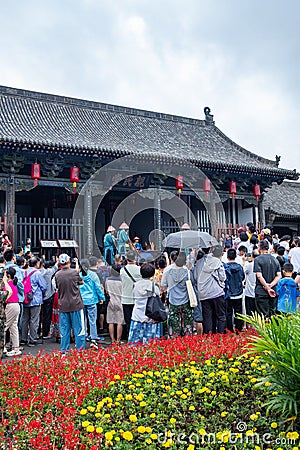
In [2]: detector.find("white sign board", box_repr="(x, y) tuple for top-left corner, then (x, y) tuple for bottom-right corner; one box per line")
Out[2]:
(58, 240), (79, 248)
(40, 240), (59, 248)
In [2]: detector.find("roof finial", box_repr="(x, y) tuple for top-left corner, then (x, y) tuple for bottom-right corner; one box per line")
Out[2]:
(275, 155), (281, 167)
(204, 106), (214, 125)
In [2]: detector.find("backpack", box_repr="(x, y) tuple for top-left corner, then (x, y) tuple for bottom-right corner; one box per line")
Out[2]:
(23, 270), (37, 305)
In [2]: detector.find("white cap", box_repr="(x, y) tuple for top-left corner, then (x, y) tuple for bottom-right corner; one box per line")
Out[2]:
(59, 253), (70, 265)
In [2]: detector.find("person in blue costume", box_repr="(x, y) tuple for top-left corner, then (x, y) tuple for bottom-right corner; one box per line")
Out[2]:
(117, 223), (130, 258)
(133, 237), (143, 251)
(103, 226), (116, 265)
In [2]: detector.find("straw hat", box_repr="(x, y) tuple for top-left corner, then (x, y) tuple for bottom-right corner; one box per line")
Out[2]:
(181, 223), (191, 230)
(107, 225), (115, 232)
(119, 222), (129, 230)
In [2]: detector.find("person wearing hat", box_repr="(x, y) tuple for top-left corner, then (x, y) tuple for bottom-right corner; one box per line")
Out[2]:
(54, 254), (85, 353)
(133, 236), (142, 251)
(117, 222), (130, 258)
(103, 226), (117, 266)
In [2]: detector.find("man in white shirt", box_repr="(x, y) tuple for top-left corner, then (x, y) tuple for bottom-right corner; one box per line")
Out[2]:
(288, 238), (300, 273)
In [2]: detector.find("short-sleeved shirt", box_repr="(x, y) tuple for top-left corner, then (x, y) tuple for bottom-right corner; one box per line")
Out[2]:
(55, 267), (84, 313)
(253, 254), (281, 296)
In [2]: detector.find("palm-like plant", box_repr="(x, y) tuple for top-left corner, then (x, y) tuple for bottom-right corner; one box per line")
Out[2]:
(243, 312), (300, 427)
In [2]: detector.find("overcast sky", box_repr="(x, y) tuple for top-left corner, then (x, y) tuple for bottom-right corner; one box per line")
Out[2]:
(1, 0), (299, 173)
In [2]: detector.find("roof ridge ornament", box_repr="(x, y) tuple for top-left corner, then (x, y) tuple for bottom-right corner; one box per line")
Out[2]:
(204, 106), (214, 125)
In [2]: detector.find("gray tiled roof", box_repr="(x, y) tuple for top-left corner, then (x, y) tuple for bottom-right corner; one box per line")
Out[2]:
(264, 181), (300, 217)
(0, 85), (298, 179)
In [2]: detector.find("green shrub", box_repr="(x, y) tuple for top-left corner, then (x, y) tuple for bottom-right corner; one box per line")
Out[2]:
(244, 312), (300, 426)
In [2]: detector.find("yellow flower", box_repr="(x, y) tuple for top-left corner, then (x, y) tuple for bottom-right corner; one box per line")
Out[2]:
(265, 381), (271, 387)
(187, 445), (195, 450)
(114, 374), (120, 380)
(189, 405), (195, 411)
(145, 438), (152, 444)
(246, 430), (254, 436)
(86, 425), (95, 433)
(150, 433), (158, 440)
(137, 425), (146, 433)
(170, 417), (176, 424)
(198, 428), (206, 435)
(87, 406), (95, 412)
(250, 414), (258, 421)
(96, 426), (103, 433)
(181, 394), (187, 399)
(115, 437), (120, 442)
(140, 401), (147, 407)
(270, 422), (278, 429)
(220, 447), (226, 450)
(239, 390), (244, 395)
(211, 390), (217, 396)
(125, 394), (133, 400)
(80, 408), (87, 415)
(162, 439), (173, 448)
(129, 414), (138, 422)
(81, 421), (90, 427)
(104, 413), (111, 418)
(105, 431), (113, 441)
(287, 432), (299, 439)
(250, 378), (257, 383)
(123, 431), (134, 441)
(150, 413), (156, 418)
(95, 412), (101, 418)
(221, 411), (228, 417)
(145, 427), (152, 433)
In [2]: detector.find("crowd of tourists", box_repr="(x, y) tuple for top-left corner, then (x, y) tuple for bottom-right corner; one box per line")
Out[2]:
(0, 223), (300, 358)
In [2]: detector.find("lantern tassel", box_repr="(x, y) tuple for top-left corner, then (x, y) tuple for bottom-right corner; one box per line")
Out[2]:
(34, 179), (38, 187)
(73, 182), (77, 195)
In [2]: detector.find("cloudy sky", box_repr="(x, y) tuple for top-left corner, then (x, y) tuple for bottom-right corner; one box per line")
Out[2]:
(1, 0), (299, 173)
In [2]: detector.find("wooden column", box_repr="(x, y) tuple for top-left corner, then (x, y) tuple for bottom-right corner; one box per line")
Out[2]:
(5, 177), (15, 245)
(84, 186), (93, 256)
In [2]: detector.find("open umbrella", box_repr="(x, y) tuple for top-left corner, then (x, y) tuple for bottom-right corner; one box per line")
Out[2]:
(162, 230), (219, 249)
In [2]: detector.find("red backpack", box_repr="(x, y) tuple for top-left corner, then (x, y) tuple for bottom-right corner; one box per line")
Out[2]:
(22, 270), (37, 305)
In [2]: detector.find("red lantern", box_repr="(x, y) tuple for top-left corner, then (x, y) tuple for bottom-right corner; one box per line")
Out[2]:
(253, 183), (261, 202)
(229, 181), (237, 199)
(203, 178), (211, 198)
(70, 166), (80, 195)
(31, 163), (41, 187)
(176, 176), (184, 197)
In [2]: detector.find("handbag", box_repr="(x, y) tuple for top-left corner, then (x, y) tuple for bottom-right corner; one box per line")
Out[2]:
(186, 270), (198, 308)
(145, 282), (168, 322)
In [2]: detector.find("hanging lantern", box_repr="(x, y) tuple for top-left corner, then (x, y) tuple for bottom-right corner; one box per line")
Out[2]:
(176, 176), (184, 197)
(229, 181), (237, 199)
(253, 183), (261, 202)
(203, 178), (211, 198)
(70, 166), (80, 195)
(31, 163), (41, 187)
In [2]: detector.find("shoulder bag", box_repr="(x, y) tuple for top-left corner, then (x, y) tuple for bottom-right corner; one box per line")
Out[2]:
(186, 270), (198, 308)
(145, 282), (168, 322)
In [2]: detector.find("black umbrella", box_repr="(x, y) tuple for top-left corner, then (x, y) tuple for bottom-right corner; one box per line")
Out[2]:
(162, 230), (219, 249)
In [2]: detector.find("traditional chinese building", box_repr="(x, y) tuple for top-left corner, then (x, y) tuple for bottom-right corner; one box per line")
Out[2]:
(264, 181), (300, 236)
(0, 85), (298, 254)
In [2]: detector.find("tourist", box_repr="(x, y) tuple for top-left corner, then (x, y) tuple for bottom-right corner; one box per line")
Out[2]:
(253, 240), (281, 318)
(120, 250), (142, 337)
(54, 254), (85, 353)
(128, 263), (161, 345)
(3, 248), (24, 332)
(105, 264), (125, 344)
(197, 246), (226, 334)
(161, 252), (194, 337)
(276, 262), (298, 314)
(279, 234), (290, 257)
(79, 259), (105, 348)
(192, 250), (206, 335)
(133, 236), (142, 251)
(288, 237), (300, 274)
(243, 249), (259, 320)
(3, 268), (22, 357)
(40, 259), (58, 339)
(20, 257), (47, 346)
(224, 248), (245, 333)
(0, 271), (12, 358)
(23, 237), (31, 255)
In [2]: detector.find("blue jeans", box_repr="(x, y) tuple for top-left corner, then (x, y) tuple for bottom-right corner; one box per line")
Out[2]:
(59, 310), (86, 352)
(84, 304), (98, 339)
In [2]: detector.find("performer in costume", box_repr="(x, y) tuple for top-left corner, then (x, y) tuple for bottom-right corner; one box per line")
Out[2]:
(103, 226), (116, 265)
(133, 236), (142, 251)
(117, 223), (130, 257)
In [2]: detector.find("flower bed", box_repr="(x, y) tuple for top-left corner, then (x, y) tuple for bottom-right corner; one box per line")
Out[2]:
(0, 333), (299, 449)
